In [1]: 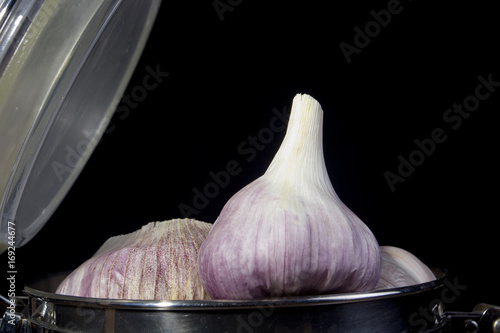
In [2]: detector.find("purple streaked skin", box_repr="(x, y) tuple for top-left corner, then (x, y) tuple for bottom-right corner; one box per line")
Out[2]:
(56, 219), (212, 300)
(376, 246), (435, 290)
(197, 176), (381, 300)
(198, 94), (381, 300)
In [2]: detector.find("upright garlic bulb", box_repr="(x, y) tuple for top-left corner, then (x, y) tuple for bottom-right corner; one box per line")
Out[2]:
(56, 218), (211, 300)
(198, 94), (381, 300)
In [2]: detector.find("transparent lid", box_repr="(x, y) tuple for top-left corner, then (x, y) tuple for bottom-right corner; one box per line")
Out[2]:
(0, 0), (162, 247)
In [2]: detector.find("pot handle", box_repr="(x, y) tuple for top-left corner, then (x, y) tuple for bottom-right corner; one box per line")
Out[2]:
(473, 304), (500, 333)
(440, 304), (500, 333)
(0, 296), (30, 333)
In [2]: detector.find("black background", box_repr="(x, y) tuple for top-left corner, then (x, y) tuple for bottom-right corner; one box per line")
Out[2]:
(3, 0), (499, 314)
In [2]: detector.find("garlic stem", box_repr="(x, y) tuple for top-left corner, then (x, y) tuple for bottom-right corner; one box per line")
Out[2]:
(266, 95), (334, 198)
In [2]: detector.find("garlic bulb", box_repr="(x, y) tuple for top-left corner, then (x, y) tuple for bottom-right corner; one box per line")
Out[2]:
(56, 218), (212, 300)
(376, 246), (436, 289)
(197, 94), (381, 300)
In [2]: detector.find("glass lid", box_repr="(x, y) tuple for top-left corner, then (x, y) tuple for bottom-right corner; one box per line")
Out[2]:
(0, 0), (162, 248)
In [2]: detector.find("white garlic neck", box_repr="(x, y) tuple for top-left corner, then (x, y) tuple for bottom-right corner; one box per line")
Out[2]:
(265, 94), (336, 198)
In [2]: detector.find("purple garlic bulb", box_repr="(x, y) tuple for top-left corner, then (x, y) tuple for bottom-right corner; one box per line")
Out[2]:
(376, 246), (436, 289)
(197, 94), (381, 300)
(56, 218), (212, 300)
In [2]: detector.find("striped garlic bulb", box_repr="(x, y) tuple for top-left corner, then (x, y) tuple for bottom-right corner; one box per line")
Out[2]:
(198, 94), (381, 300)
(56, 218), (212, 300)
(376, 246), (436, 289)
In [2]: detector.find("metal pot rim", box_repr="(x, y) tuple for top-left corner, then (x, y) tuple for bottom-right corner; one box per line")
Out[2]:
(24, 268), (448, 311)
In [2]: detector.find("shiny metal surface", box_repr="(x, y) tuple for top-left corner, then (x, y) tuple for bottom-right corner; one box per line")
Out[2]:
(19, 270), (449, 333)
(1, 269), (497, 332)
(494, 318), (500, 333)
(0, 0), (16, 29)
(479, 306), (500, 333)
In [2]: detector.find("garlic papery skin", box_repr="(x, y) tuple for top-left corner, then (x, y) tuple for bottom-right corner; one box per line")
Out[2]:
(197, 94), (381, 300)
(376, 246), (436, 290)
(56, 218), (212, 300)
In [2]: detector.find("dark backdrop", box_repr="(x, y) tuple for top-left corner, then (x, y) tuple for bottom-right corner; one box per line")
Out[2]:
(4, 0), (499, 312)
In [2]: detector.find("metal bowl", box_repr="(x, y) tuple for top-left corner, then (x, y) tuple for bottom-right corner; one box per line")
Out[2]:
(18, 270), (450, 333)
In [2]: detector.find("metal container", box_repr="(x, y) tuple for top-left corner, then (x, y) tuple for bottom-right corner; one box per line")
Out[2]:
(4, 270), (447, 333)
(0, 269), (497, 333)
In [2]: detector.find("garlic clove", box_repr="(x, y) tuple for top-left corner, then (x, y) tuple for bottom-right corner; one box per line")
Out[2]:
(197, 94), (381, 300)
(376, 246), (436, 290)
(56, 218), (212, 300)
